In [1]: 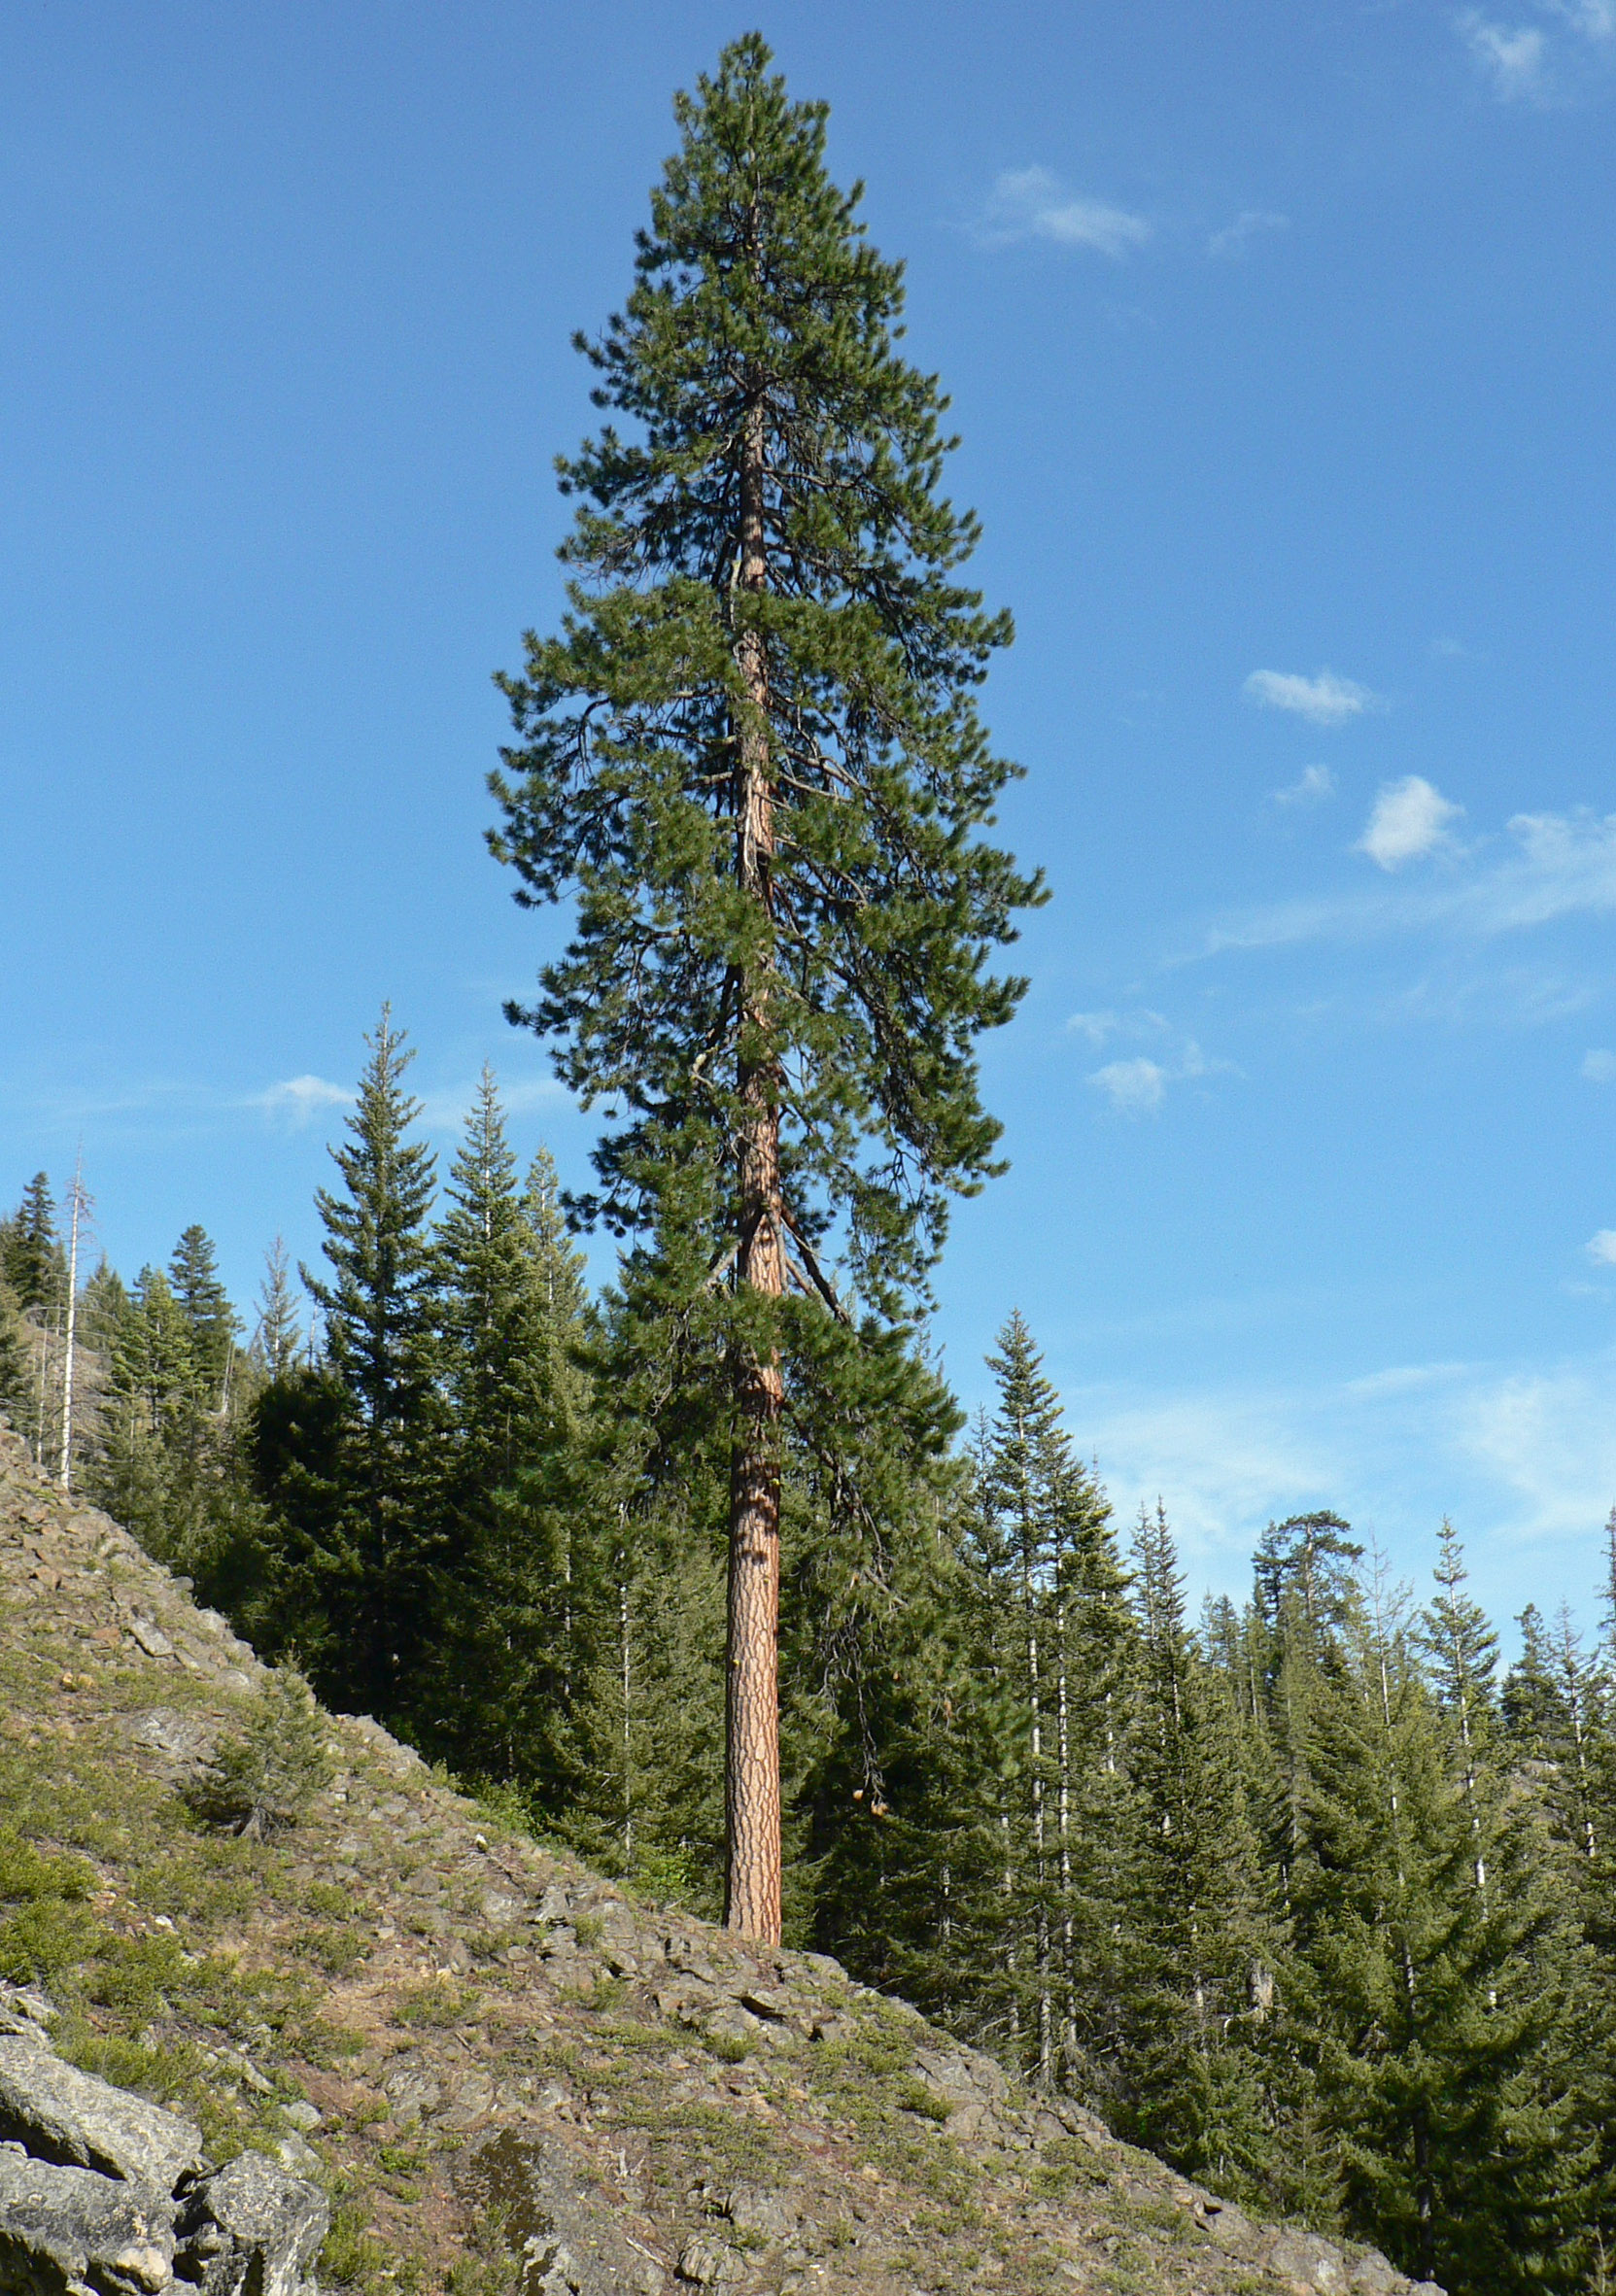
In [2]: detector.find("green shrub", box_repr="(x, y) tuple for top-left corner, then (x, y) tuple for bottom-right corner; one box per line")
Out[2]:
(0, 1829), (92, 1904)
(897, 2077), (953, 2124)
(189, 1669), (333, 1836)
(0, 1897), (100, 1984)
(396, 1978), (478, 2028)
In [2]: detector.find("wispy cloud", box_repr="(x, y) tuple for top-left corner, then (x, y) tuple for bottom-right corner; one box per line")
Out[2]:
(1459, 0), (1616, 99)
(977, 167), (1152, 259)
(1066, 1008), (1168, 1047)
(1274, 765), (1336, 808)
(1460, 14), (1550, 97)
(1359, 776), (1464, 871)
(1583, 1048), (1616, 1081)
(254, 1075), (352, 1126)
(1060, 1344), (1616, 1609)
(1587, 1230), (1616, 1264)
(1200, 806), (1616, 957)
(415, 1075), (566, 1133)
(1244, 668), (1380, 726)
(1208, 209), (1289, 258)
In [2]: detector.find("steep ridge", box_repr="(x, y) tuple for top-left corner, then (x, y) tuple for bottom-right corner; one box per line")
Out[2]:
(0, 1428), (1440, 2296)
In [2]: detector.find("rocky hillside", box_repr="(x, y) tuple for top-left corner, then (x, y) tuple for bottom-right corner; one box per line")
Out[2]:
(0, 1427), (1440, 2296)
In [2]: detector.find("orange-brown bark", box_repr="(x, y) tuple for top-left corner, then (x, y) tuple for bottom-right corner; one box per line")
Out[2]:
(725, 394), (785, 1946)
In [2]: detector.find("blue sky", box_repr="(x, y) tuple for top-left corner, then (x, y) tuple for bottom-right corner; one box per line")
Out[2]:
(5, 0), (1616, 1633)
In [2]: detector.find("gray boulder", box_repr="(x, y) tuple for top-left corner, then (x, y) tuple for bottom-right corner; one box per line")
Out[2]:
(0, 2037), (203, 2192)
(0, 2140), (175, 2294)
(174, 2151), (329, 2296)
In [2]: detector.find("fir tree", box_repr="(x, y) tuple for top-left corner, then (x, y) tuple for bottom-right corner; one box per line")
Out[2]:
(943, 1318), (1133, 2092)
(429, 1078), (595, 1789)
(3, 1174), (59, 1312)
(973, 1312), (1069, 2078)
(93, 1265), (203, 1560)
(1502, 1604), (1570, 1761)
(1121, 1504), (1275, 2204)
(1290, 1559), (1582, 2294)
(436, 1070), (562, 1491)
(295, 1008), (443, 1723)
(254, 1238), (302, 1380)
(1249, 1512), (1363, 1911)
(78, 1259), (129, 1357)
(0, 1276), (32, 1433)
(168, 1224), (239, 1404)
(490, 34), (1040, 1941)
(1417, 1519), (1499, 1899)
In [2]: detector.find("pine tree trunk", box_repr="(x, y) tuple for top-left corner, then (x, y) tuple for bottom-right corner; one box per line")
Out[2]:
(620, 1562), (634, 1865)
(726, 393), (785, 1946)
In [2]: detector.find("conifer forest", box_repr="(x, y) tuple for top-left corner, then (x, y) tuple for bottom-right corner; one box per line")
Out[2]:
(6, 36), (1615, 2296)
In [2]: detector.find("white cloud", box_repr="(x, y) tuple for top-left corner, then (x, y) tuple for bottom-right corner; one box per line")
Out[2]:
(1090, 1057), (1167, 1114)
(1460, 1), (1616, 101)
(1199, 805), (1616, 958)
(1583, 1049), (1616, 1081)
(978, 167), (1152, 259)
(416, 1074), (566, 1131)
(1274, 764), (1336, 807)
(1548, 0), (1616, 39)
(1086, 1033), (1230, 1114)
(1358, 776), (1464, 871)
(1460, 14), (1550, 97)
(1054, 1344), (1616, 1617)
(1208, 210), (1289, 258)
(256, 1075), (352, 1124)
(1244, 668), (1379, 726)
(1067, 1007), (1170, 1046)
(1588, 1230), (1616, 1264)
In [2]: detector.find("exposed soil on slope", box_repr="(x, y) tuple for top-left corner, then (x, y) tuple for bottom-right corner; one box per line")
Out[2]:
(0, 1427), (1437, 2296)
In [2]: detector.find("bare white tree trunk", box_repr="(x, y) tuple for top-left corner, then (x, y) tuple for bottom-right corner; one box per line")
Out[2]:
(1056, 1596), (1076, 2073)
(57, 1158), (87, 1491)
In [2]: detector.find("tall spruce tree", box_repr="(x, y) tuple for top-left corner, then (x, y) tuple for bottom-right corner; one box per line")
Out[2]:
(0, 1276), (32, 1433)
(1122, 1504), (1275, 2202)
(1417, 1519), (1499, 1899)
(168, 1224), (239, 1404)
(296, 1008), (442, 1723)
(1290, 1559), (1582, 2294)
(254, 1238), (303, 1379)
(490, 35), (1040, 1940)
(3, 1175), (59, 1313)
(973, 1313), (1068, 2076)
(430, 1078), (596, 1788)
(95, 1264), (204, 1560)
(1502, 1604), (1571, 1762)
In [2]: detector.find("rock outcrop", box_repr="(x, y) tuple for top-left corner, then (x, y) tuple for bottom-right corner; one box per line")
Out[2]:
(0, 1421), (1444, 2296)
(0, 1996), (325, 2296)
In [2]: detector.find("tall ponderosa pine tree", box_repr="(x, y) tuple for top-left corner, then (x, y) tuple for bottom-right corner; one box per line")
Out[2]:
(491, 36), (1040, 1940)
